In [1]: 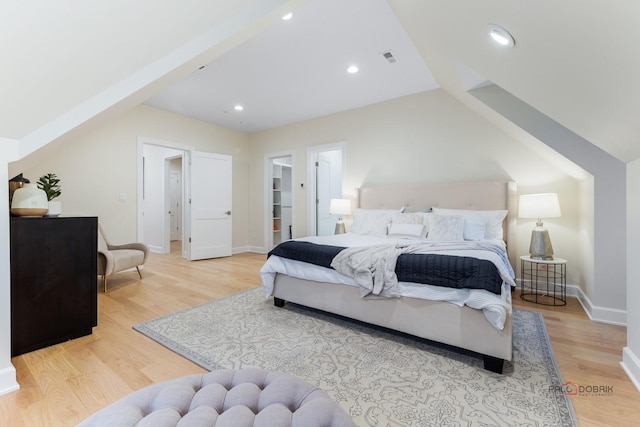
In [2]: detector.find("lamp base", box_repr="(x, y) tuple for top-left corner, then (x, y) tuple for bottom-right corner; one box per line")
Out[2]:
(334, 220), (346, 235)
(529, 225), (554, 260)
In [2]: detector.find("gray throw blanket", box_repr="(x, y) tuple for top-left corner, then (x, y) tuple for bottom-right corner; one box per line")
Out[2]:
(330, 244), (406, 298)
(330, 241), (515, 298)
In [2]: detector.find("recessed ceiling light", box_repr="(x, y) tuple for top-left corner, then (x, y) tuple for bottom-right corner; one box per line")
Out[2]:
(487, 24), (515, 47)
(347, 65), (359, 74)
(282, 12), (292, 20)
(234, 105), (244, 111)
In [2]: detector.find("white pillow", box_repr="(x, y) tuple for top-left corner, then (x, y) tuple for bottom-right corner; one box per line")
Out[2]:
(350, 209), (399, 236)
(387, 223), (426, 239)
(391, 212), (426, 225)
(432, 208), (508, 240)
(426, 214), (464, 241)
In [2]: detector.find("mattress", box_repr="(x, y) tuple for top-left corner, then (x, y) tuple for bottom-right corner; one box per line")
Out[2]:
(260, 233), (516, 330)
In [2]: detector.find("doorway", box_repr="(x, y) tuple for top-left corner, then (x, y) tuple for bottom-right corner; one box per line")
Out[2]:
(137, 138), (233, 260)
(307, 143), (345, 236)
(167, 156), (183, 250)
(140, 142), (185, 255)
(265, 152), (294, 250)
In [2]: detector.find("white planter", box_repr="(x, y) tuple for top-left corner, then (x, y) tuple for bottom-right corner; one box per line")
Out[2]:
(47, 201), (62, 217)
(10, 184), (49, 217)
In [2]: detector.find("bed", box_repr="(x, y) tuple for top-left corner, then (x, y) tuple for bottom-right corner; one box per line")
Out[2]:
(261, 181), (517, 373)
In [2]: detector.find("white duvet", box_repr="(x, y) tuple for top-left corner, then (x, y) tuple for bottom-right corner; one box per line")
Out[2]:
(260, 233), (516, 330)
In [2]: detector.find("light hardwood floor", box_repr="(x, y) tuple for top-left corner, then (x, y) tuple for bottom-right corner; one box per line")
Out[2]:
(1, 245), (638, 426)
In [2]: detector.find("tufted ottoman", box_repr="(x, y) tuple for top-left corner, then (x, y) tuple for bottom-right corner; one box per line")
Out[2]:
(76, 368), (355, 427)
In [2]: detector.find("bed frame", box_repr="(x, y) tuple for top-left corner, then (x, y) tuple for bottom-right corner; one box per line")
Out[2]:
(272, 181), (517, 373)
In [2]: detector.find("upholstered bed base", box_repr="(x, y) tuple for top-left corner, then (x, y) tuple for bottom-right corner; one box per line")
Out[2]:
(271, 181), (516, 373)
(272, 274), (512, 373)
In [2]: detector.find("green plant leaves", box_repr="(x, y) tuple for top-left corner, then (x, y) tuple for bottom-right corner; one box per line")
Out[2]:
(37, 173), (62, 201)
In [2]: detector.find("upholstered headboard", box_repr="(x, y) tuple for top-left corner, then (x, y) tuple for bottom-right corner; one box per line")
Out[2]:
(356, 181), (517, 268)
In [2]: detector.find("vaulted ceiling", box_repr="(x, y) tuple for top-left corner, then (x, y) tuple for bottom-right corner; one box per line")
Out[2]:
(2, 0), (640, 163)
(145, 0), (439, 133)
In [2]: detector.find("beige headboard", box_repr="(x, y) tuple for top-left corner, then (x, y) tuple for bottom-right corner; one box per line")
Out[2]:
(356, 181), (517, 268)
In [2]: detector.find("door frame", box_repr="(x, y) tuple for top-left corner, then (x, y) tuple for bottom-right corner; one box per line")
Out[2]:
(306, 141), (346, 236)
(264, 150), (295, 251)
(137, 136), (193, 258)
(165, 155), (183, 244)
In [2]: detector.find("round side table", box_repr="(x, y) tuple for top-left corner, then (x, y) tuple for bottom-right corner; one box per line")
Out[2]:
(520, 255), (567, 306)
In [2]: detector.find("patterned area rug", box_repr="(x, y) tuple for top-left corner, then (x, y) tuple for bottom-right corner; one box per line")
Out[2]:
(134, 287), (578, 426)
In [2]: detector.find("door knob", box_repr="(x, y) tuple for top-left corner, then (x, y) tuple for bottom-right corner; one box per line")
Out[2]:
(225, 210), (231, 215)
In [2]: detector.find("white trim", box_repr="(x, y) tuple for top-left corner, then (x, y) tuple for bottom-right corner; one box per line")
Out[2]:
(233, 245), (267, 254)
(147, 244), (164, 254)
(575, 286), (627, 326)
(264, 150), (296, 251)
(513, 281), (626, 325)
(0, 365), (19, 396)
(621, 347), (640, 393)
(306, 141), (346, 236)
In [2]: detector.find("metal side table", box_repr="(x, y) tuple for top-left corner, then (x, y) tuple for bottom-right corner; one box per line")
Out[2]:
(520, 255), (567, 306)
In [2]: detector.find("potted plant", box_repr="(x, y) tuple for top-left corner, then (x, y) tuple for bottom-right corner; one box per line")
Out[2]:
(37, 173), (62, 216)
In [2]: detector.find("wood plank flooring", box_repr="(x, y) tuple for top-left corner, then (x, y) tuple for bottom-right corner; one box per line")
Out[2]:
(1, 245), (638, 426)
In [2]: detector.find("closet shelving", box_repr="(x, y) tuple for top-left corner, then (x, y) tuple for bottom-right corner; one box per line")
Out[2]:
(272, 163), (291, 247)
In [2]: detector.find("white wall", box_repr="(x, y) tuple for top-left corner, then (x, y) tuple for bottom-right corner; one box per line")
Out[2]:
(624, 159), (640, 390)
(0, 157), (19, 395)
(248, 89), (584, 285)
(10, 104), (251, 250)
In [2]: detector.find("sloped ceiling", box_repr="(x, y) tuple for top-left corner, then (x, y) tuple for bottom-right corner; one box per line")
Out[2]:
(2, 0), (639, 164)
(0, 0), (293, 153)
(388, 0), (640, 163)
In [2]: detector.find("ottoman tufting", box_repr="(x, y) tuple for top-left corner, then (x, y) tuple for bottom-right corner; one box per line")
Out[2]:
(76, 367), (356, 427)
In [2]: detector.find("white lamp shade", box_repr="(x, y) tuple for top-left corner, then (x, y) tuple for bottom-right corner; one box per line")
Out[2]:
(329, 198), (352, 216)
(519, 193), (561, 219)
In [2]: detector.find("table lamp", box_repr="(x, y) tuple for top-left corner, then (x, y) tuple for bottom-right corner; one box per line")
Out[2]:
(519, 193), (561, 260)
(329, 198), (352, 234)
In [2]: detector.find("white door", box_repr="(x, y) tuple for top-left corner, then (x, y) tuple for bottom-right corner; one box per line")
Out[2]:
(169, 171), (181, 241)
(187, 151), (232, 260)
(316, 158), (334, 235)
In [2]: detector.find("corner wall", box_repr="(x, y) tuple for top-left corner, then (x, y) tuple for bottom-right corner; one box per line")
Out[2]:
(624, 159), (640, 391)
(471, 84), (627, 320)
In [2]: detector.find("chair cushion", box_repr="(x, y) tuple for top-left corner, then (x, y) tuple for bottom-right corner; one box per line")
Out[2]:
(77, 368), (355, 427)
(112, 249), (145, 272)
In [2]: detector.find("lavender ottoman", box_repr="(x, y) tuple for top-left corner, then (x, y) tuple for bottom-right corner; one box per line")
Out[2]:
(76, 368), (355, 427)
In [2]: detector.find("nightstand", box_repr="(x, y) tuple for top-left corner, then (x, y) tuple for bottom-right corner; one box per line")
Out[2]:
(520, 256), (567, 306)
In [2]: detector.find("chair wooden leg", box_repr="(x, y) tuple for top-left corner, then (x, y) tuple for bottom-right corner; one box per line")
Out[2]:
(103, 275), (107, 293)
(136, 266), (143, 279)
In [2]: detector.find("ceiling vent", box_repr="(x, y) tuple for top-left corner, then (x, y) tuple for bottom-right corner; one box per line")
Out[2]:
(381, 50), (397, 64)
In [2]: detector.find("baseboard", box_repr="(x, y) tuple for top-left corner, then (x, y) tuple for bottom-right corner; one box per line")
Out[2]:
(575, 287), (627, 326)
(233, 246), (267, 254)
(0, 365), (19, 396)
(148, 245), (163, 253)
(565, 284), (581, 298)
(622, 347), (640, 393)
(515, 281), (627, 325)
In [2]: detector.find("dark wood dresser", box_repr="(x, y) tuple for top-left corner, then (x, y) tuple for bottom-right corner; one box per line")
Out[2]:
(10, 216), (98, 356)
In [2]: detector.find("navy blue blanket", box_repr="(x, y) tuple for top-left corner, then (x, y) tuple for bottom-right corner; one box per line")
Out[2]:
(268, 240), (503, 294)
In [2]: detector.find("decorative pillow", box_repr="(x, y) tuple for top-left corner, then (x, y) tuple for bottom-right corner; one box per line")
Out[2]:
(350, 209), (399, 236)
(391, 213), (426, 225)
(431, 211), (487, 241)
(432, 208), (508, 240)
(426, 214), (464, 241)
(387, 223), (427, 239)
